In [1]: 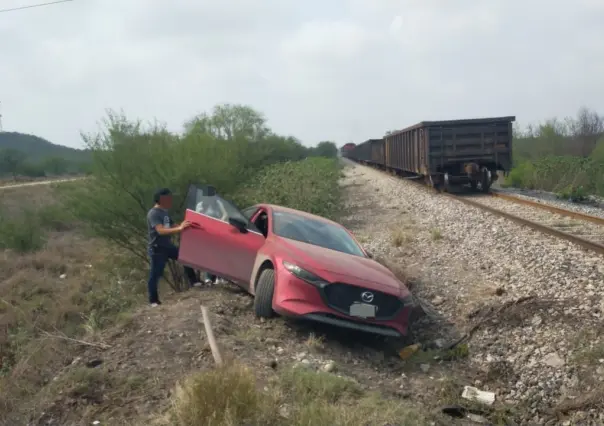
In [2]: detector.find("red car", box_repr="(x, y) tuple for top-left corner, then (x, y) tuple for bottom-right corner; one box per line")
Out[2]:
(179, 184), (414, 338)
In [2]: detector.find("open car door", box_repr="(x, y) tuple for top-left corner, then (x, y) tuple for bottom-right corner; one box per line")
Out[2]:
(178, 184), (266, 287)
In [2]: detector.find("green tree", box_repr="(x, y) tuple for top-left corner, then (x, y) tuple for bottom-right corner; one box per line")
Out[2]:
(42, 156), (70, 175)
(0, 148), (26, 178)
(310, 141), (338, 158)
(17, 161), (46, 178)
(184, 104), (270, 141)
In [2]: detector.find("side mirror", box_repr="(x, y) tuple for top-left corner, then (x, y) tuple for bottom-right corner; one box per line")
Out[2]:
(228, 217), (248, 233)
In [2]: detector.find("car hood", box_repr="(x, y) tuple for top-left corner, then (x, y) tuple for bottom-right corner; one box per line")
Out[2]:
(275, 238), (409, 296)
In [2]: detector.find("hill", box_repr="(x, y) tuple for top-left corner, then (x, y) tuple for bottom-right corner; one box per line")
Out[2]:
(0, 131), (91, 163)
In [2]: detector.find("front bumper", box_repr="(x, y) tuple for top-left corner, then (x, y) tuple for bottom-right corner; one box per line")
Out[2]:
(273, 272), (410, 337)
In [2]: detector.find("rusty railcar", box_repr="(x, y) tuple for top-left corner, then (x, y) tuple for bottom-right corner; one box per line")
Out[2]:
(370, 138), (385, 166)
(384, 116), (515, 191)
(353, 139), (379, 163)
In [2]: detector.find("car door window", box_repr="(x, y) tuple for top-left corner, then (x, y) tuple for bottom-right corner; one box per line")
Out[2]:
(251, 209), (269, 237)
(185, 185), (261, 234)
(242, 206), (258, 220)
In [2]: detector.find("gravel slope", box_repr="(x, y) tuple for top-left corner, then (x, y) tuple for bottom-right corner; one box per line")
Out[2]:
(340, 160), (604, 425)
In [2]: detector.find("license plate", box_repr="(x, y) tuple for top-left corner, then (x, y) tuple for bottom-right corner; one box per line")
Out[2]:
(349, 302), (377, 318)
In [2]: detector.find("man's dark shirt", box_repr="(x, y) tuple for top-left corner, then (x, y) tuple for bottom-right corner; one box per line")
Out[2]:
(147, 207), (173, 249)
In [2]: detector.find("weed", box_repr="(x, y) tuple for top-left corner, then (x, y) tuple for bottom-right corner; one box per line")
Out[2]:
(391, 226), (412, 247)
(169, 363), (278, 426)
(304, 333), (325, 352)
(167, 364), (428, 426)
(430, 228), (443, 240)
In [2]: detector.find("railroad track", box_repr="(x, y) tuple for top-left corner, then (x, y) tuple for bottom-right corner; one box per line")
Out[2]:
(442, 190), (604, 255)
(346, 159), (604, 255)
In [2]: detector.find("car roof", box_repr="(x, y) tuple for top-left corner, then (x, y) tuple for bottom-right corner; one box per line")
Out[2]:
(258, 204), (343, 228)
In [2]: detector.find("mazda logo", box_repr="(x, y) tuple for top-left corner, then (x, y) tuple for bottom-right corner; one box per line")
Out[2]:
(361, 291), (374, 303)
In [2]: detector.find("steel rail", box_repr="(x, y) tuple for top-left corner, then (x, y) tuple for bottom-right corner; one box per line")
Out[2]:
(490, 191), (604, 226)
(442, 192), (604, 255)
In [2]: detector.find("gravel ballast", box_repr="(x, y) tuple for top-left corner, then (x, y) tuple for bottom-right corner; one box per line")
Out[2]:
(340, 160), (604, 425)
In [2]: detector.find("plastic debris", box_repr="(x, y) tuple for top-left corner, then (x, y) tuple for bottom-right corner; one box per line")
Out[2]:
(461, 386), (495, 405)
(398, 343), (421, 360)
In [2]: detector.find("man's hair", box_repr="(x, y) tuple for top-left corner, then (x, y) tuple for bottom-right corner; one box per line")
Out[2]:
(153, 187), (172, 203)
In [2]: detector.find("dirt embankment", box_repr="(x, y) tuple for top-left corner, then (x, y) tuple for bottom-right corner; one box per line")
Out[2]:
(5, 162), (603, 425)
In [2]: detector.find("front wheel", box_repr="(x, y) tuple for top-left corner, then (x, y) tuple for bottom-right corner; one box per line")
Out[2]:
(254, 269), (276, 318)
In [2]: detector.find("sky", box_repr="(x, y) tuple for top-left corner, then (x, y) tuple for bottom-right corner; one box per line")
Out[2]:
(1, 0), (603, 149)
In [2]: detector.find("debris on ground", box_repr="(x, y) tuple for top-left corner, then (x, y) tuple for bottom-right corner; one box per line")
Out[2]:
(461, 386), (496, 405)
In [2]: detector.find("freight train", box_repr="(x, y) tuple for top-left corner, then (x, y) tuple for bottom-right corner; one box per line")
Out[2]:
(339, 142), (356, 157)
(343, 116), (515, 192)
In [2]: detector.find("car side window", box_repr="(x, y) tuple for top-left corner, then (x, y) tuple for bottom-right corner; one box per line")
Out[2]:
(242, 207), (258, 220)
(218, 199), (261, 234)
(185, 185), (261, 234)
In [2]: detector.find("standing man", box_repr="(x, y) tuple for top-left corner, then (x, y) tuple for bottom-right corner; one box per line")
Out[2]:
(147, 187), (201, 307)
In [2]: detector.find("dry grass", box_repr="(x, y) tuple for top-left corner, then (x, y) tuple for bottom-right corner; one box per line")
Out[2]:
(165, 363), (428, 426)
(389, 218), (417, 248)
(0, 184), (144, 424)
(303, 332), (326, 352)
(390, 226), (412, 247)
(168, 363), (276, 426)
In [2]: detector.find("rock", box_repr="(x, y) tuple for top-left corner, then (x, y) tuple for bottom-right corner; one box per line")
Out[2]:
(542, 353), (565, 368)
(322, 361), (336, 373)
(432, 296), (444, 306)
(59, 274), (67, 279)
(279, 404), (290, 419)
(420, 364), (430, 373)
(531, 315), (543, 326)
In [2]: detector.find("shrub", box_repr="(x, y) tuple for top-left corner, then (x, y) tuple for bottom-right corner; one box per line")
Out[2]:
(169, 363), (278, 426)
(0, 209), (46, 253)
(59, 105), (343, 291)
(507, 107), (604, 197)
(233, 157), (342, 219)
(556, 184), (589, 202)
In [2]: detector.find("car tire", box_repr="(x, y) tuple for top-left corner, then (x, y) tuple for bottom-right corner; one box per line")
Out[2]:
(254, 268), (275, 318)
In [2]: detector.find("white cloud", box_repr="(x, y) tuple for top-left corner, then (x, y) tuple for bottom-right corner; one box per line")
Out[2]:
(0, 0), (603, 147)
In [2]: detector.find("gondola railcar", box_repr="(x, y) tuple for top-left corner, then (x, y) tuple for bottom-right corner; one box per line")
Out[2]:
(382, 116), (515, 192)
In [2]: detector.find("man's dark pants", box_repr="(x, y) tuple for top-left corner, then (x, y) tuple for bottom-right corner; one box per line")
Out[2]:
(147, 244), (197, 304)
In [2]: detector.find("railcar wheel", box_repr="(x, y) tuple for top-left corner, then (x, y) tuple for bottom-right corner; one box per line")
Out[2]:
(443, 173), (451, 193)
(480, 168), (492, 193)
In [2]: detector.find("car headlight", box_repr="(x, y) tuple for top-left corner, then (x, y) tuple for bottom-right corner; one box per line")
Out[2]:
(282, 261), (328, 287)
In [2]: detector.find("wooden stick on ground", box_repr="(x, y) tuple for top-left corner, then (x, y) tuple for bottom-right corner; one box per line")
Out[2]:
(200, 305), (223, 366)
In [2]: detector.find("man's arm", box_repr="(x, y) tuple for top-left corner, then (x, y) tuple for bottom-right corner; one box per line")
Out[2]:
(149, 210), (190, 236)
(155, 223), (186, 236)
